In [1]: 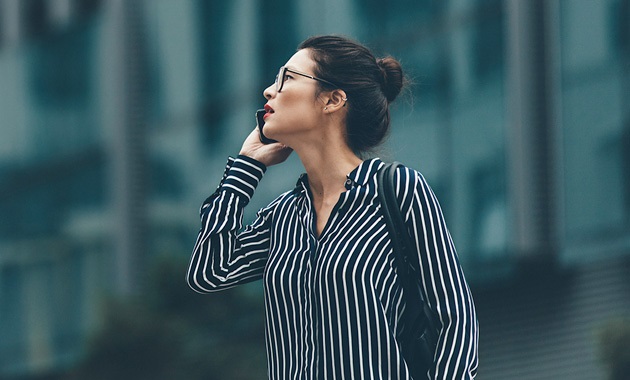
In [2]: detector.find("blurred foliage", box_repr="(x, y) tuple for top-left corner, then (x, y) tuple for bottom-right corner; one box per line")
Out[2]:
(598, 317), (630, 380)
(68, 255), (267, 380)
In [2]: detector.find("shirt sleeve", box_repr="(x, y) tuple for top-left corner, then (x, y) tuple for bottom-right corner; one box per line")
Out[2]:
(187, 155), (276, 293)
(395, 166), (479, 379)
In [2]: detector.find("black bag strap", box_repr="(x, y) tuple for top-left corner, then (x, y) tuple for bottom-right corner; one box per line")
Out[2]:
(376, 162), (439, 346)
(377, 162), (425, 302)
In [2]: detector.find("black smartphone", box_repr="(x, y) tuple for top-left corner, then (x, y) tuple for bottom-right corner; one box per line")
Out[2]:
(256, 109), (277, 144)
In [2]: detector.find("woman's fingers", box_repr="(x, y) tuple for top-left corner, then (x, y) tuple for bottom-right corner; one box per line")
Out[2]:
(239, 129), (292, 167)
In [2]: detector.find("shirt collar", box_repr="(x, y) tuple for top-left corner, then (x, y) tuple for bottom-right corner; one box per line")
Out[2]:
(293, 173), (309, 195)
(293, 158), (384, 194)
(345, 158), (384, 187)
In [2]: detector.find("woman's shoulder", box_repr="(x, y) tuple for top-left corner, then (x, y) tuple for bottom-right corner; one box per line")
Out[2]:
(384, 161), (426, 188)
(382, 161), (438, 206)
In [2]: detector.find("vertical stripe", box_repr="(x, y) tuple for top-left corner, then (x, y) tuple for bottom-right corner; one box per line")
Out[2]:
(187, 157), (479, 379)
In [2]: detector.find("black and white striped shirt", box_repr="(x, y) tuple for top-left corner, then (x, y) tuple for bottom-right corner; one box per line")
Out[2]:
(187, 155), (479, 379)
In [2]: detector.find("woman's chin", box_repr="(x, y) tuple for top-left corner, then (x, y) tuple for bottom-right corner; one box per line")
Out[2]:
(263, 126), (281, 141)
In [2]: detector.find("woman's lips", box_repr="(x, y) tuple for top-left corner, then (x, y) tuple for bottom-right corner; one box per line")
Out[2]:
(263, 104), (274, 119)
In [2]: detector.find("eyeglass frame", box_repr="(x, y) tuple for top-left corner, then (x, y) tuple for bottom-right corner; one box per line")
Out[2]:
(275, 66), (340, 93)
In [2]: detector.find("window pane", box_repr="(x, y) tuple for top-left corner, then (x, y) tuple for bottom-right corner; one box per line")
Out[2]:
(560, 0), (630, 249)
(385, 1), (508, 278)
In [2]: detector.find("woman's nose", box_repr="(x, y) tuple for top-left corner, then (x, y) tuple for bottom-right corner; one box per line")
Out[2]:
(263, 83), (275, 99)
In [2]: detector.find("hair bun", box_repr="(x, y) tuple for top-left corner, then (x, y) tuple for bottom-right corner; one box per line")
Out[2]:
(377, 57), (404, 102)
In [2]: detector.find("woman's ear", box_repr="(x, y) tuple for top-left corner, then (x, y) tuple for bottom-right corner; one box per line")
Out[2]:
(323, 89), (348, 113)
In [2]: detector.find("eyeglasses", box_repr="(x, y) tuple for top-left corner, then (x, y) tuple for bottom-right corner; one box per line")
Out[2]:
(275, 66), (339, 92)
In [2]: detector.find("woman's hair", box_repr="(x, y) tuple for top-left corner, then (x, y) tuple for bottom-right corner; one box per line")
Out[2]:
(298, 35), (405, 155)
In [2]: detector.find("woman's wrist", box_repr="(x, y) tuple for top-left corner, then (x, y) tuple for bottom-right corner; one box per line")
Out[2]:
(220, 155), (267, 202)
(236, 154), (267, 171)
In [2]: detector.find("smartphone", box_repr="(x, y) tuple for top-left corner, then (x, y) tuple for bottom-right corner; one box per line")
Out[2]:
(256, 109), (277, 144)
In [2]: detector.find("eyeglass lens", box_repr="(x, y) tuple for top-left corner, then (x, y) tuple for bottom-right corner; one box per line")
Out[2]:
(275, 67), (286, 92)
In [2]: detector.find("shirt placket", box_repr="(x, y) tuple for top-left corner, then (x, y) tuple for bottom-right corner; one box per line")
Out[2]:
(298, 181), (320, 378)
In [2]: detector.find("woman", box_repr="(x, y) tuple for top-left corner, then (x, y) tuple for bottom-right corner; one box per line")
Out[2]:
(187, 35), (478, 379)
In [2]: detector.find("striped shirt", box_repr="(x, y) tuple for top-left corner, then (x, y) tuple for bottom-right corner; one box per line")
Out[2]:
(187, 155), (479, 379)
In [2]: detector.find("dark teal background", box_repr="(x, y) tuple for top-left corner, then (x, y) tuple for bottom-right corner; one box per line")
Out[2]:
(0, 1), (629, 379)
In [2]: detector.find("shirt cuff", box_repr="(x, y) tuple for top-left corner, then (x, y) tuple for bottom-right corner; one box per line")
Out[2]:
(221, 155), (266, 202)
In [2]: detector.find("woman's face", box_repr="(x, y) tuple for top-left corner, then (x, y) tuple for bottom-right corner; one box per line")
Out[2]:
(261, 49), (326, 145)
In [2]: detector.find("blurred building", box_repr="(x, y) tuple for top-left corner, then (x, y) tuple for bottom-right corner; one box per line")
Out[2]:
(0, 0), (628, 378)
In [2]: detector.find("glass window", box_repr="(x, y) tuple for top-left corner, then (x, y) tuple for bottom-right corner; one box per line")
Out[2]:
(24, 21), (99, 161)
(472, 1), (505, 83)
(0, 10), (107, 372)
(449, 54), (507, 272)
(380, 0), (508, 279)
(610, 0), (630, 56)
(451, 4), (508, 274)
(28, 29), (95, 107)
(357, 0), (445, 43)
(195, 0), (231, 145)
(560, 0), (630, 256)
(22, 0), (49, 39)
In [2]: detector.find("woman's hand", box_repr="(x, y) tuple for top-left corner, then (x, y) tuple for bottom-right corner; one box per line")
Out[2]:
(239, 128), (293, 167)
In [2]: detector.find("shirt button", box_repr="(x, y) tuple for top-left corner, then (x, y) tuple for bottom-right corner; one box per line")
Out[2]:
(345, 179), (353, 188)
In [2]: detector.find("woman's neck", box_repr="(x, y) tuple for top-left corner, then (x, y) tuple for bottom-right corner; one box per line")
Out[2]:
(294, 137), (363, 199)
